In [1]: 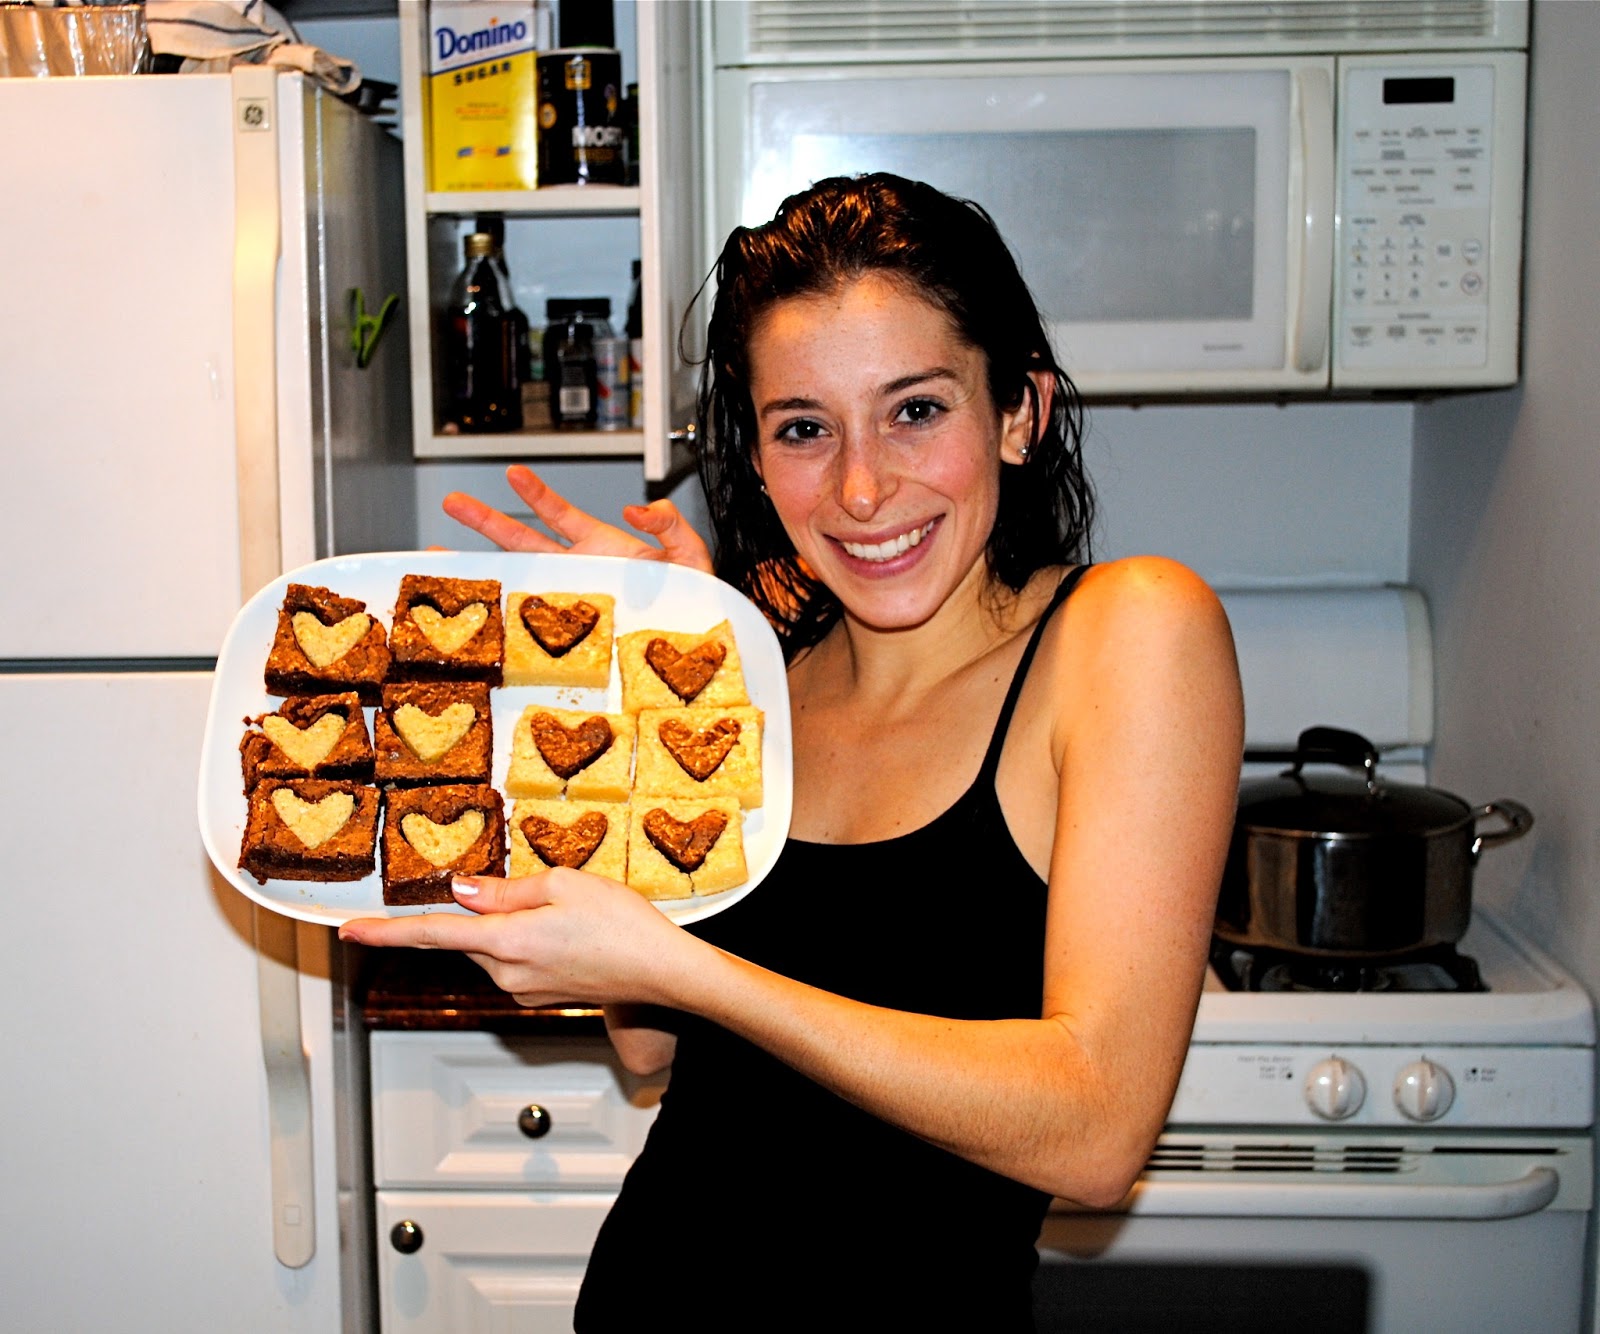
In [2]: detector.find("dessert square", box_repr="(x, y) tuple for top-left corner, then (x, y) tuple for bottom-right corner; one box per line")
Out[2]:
(634, 705), (764, 808)
(504, 591), (615, 688)
(263, 584), (390, 703)
(240, 692), (374, 790)
(625, 796), (746, 899)
(506, 705), (636, 802)
(617, 620), (748, 712)
(381, 783), (505, 906)
(239, 778), (380, 884)
(509, 798), (629, 881)
(374, 681), (492, 787)
(388, 574), (504, 686)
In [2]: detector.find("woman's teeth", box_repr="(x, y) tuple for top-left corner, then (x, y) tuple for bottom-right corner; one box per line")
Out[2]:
(840, 522), (934, 563)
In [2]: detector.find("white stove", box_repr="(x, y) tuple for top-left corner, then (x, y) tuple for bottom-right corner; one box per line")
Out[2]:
(1033, 588), (1597, 1334)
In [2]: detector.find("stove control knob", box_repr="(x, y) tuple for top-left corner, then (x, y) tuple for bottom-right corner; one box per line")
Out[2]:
(1305, 1057), (1366, 1120)
(1394, 1059), (1456, 1122)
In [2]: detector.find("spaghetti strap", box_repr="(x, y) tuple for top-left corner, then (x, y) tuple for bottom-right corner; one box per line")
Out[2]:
(976, 564), (1093, 783)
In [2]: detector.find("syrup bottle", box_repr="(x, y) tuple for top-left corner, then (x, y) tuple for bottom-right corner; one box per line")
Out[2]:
(442, 231), (522, 433)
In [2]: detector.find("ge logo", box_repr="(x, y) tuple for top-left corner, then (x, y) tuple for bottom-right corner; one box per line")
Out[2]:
(239, 99), (270, 131)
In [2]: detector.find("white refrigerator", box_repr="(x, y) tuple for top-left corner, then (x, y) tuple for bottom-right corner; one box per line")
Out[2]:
(0, 68), (414, 1331)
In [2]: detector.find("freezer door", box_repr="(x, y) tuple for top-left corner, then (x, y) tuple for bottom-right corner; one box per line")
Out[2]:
(0, 671), (343, 1330)
(0, 75), (252, 658)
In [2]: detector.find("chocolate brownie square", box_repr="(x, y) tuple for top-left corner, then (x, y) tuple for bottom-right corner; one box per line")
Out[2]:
(388, 574), (504, 686)
(382, 783), (506, 906)
(264, 584), (390, 703)
(240, 692), (374, 790)
(373, 682), (492, 787)
(239, 778), (380, 884)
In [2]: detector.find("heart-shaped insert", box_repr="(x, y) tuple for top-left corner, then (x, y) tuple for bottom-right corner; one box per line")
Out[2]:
(520, 597), (599, 657)
(530, 712), (613, 779)
(400, 810), (485, 868)
(520, 812), (608, 869)
(393, 701), (476, 764)
(643, 808), (728, 872)
(645, 638), (727, 702)
(271, 788), (355, 849)
(292, 611), (370, 668)
(262, 711), (346, 769)
(411, 602), (488, 655)
(657, 717), (741, 781)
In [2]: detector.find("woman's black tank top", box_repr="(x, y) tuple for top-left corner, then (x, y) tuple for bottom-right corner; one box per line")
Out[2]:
(576, 566), (1090, 1331)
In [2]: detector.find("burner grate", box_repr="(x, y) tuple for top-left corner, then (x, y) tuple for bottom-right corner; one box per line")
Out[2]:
(1210, 939), (1487, 993)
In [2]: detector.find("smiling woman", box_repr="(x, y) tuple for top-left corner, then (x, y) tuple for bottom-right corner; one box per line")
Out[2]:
(340, 174), (1244, 1330)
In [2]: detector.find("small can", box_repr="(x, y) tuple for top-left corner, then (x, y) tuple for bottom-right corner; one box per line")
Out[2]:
(594, 334), (631, 431)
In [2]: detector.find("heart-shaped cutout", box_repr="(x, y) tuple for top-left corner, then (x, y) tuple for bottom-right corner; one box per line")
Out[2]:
(393, 701), (476, 764)
(261, 712), (345, 769)
(412, 602), (488, 654)
(645, 638), (727, 702)
(292, 610), (370, 668)
(520, 597), (599, 657)
(657, 717), (741, 781)
(520, 812), (609, 869)
(643, 807), (728, 872)
(400, 809), (485, 868)
(270, 788), (355, 849)
(530, 712), (613, 779)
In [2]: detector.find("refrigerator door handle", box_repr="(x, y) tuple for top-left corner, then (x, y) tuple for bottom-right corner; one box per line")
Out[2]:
(232, 66), (314, 1270)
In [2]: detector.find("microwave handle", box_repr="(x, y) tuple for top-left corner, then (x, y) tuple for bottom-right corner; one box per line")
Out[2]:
(1291, 64), (1335, 373)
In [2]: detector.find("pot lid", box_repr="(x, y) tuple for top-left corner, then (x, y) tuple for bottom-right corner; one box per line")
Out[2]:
(1238, 725), (1470, 837)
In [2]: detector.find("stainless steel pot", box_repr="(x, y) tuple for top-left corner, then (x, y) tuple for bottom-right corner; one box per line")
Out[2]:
(1216, 726), (1534, 958)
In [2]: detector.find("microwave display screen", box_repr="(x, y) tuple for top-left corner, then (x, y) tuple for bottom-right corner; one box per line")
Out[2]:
(1382, 76), (1456, 104)
(789, 129), (1256, 324)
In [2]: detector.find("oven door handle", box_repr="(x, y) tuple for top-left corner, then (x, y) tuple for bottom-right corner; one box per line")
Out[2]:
(1100, 1167), (1560, 1221)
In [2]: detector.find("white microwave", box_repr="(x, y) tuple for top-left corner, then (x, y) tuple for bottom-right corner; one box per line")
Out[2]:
(710, 1), (1529, 398)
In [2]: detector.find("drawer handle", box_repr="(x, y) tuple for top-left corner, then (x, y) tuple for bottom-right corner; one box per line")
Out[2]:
(518, 1103), (553, 1139)
(390, 1220), (424, 1254)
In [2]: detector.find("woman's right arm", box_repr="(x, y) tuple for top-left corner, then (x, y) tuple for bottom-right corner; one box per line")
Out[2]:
(445, 464), (713, 572)
(603, 1004), (678, 1076)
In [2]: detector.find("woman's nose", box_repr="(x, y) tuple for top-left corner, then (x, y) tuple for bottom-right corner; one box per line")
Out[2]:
(838, 441), (891, 520)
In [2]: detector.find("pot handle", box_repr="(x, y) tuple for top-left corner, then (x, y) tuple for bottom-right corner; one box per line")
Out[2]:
(1289, 726), (1382, 792)
(1471, 800), (1535, 860)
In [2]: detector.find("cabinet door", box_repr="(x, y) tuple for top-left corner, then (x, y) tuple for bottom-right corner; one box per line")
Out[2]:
(638, 0), (706, 481)
(377, 1191), (613, 1333)
(372, 1032), (663, 1189)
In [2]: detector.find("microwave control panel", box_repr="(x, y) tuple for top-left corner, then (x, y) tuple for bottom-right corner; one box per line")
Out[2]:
(1335, 58), (1518, 384)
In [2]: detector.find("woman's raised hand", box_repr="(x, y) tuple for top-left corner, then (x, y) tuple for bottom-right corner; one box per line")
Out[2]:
(444, 464), (713, 573)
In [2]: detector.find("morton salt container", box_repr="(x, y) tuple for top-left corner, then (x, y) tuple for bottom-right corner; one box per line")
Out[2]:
(535, 0), (624, 186)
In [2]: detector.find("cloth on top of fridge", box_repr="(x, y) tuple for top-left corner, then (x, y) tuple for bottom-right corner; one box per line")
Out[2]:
(144, 0), (360, 92)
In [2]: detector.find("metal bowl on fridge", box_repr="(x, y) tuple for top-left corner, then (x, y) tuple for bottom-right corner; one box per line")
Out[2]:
(1216, 726), (1534, 958)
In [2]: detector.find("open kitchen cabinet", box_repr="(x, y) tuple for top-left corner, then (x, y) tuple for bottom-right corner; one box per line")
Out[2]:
(397, 0), (704, 481)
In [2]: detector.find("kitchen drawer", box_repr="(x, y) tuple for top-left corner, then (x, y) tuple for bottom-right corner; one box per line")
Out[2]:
(372, 1031), (663, 1189)
(377, 1190), (612, 1333)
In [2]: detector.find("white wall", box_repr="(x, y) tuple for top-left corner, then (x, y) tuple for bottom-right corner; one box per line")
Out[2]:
(1409, 1), (1600, 1325)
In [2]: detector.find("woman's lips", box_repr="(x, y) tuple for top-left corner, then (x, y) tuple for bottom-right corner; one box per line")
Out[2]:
(837, 519), (936, 564)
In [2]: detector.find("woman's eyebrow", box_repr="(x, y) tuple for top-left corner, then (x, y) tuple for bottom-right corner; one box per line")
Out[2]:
(757, 367), (962, 417)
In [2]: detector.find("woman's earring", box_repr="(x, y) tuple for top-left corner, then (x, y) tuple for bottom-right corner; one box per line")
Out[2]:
(1018, 442), (1030, 463)
(760, 482), (769, 495)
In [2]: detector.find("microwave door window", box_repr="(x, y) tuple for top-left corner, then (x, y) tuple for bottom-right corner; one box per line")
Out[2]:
(784, 129), (1256, 327)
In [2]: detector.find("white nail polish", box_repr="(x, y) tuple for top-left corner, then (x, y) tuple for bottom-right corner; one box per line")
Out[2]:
(452, 878), (479, 896)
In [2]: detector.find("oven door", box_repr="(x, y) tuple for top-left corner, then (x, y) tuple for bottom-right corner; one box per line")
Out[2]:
(713, 57), (1334, 396)
(1033, 1131), (1592, 1334)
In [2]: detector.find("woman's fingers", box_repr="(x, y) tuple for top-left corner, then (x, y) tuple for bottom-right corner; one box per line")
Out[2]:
(450, 874), (554, 916)
(503, 465), (604, 544)
(441, 489), (563, 554)
(623, 499), (715, 573)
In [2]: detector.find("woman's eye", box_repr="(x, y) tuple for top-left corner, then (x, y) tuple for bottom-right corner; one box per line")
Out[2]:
(895, 397), (944, 426)
(774, 417), (826, 443)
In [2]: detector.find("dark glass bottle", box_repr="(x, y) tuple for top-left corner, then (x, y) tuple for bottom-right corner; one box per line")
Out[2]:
(442, 231), (521, 433)
(475, 214), (533, 383)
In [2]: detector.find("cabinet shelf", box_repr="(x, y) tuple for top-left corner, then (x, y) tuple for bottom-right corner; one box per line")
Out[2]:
(424, 185), (641, 218)
(415, 428), (645, 461)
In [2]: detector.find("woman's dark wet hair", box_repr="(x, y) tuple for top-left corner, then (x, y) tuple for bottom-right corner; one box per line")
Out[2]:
(694, 173), (1095, 656)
